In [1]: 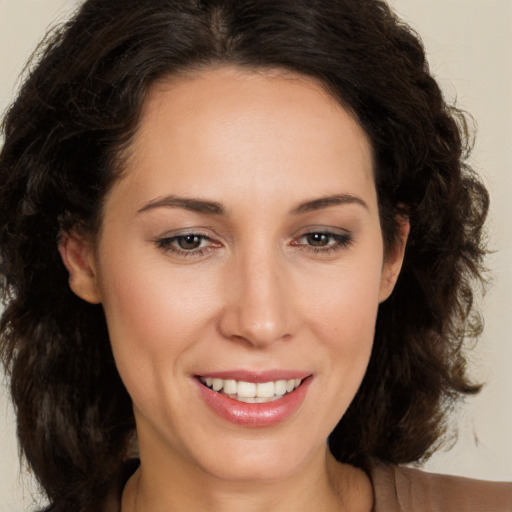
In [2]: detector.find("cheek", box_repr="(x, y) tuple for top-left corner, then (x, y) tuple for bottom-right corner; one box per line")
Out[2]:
(302, 252), (383, 333)
(95, 244), (215, 404)
(98, 240), (210, 341)
(300, 250), (383, 381)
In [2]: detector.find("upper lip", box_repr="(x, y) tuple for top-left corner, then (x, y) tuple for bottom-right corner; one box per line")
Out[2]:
(195, 370), (312, 383)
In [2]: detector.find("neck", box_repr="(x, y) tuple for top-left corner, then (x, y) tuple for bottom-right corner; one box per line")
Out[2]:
(121, 444), (373, 512)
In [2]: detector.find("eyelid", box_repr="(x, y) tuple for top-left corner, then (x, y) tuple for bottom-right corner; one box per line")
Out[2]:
(291, 225), (352, 239)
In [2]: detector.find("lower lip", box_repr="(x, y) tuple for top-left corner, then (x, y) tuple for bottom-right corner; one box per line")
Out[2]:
(195, 377), (312, 427)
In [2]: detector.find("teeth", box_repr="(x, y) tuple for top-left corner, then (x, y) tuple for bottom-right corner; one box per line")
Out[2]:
(223, 379), (237, 395)
(199, 376), (303, 401)
(256, 381), (275, 397)
(237, 396), (256, 403)
(276, 380), (288, 395)
(255, 396), (276, 403)
(237, 381), (256, 397)
(212, 378), (223, 391)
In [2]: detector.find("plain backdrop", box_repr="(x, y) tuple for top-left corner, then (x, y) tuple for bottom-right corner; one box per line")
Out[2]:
(1, 0), (511, 510)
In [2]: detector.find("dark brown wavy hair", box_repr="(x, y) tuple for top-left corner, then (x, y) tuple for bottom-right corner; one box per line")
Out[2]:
(0, 0), (488, 510)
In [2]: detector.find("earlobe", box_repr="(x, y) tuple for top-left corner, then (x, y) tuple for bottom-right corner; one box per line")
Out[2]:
(58, 231), (102, 304)
(379, 216), (410, 303)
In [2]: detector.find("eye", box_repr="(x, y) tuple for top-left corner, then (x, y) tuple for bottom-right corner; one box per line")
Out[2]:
(155, 233), (218, 257)
(292, 230), (353, 254)
(304, 233), (334, 247)
(174, 234), (206, 250)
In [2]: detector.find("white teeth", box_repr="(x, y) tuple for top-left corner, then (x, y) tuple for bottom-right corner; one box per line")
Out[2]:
(237, 396), (256, 403)
(237, 381), (256, 397)
(275, 380), (288, 395)
(255, 396), (275, 403)
(223, 379), (237, 395)
(200, 376), (304, 401)
(212, 378), (223, 392)
(256, 381), (275, 398)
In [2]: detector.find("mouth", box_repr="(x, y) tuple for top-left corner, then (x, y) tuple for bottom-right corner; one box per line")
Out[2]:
(198, 376), (304, 403)
(195, 372), (312, 427)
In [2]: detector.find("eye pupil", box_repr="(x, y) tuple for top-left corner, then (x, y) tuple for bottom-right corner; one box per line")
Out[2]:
(178, 235), (202, 250)
(307, 233), (329, 246)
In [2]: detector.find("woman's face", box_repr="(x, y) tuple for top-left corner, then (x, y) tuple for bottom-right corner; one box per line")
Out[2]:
(63, 66), (405, 483)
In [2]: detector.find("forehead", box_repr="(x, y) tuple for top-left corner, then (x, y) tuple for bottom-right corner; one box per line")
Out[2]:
(112, 66), (376, 214)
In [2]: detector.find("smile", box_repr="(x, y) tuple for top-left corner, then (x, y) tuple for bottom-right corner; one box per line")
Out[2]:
(198, 377), (303, 403)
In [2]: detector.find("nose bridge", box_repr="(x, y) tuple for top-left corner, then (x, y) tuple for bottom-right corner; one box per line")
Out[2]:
(220, 241), (293, 346)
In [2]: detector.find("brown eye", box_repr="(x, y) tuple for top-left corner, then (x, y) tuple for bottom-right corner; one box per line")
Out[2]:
(156, 232), (218, 258)
(176, 235), (204, 250)
(292, 230), (353, 254)
(305, 233), (331, 247)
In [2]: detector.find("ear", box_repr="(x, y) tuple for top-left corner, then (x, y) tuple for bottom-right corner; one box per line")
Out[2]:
(379, 216), (410, 303)
(58, 231), (102, 304)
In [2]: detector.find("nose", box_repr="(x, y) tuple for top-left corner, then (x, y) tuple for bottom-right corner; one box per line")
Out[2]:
(218, 246), (296, 348)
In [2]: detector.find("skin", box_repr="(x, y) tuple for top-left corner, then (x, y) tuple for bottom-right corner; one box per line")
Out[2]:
(59, 66), (408, 512)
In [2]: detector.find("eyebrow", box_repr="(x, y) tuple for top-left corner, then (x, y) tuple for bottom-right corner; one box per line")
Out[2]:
(289, 194), (369, 215)
(137, 195), (227, 216)
(137, 193), (368, 216)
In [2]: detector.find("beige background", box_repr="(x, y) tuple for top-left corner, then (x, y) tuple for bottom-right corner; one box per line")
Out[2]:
(1, 0), (511, 509)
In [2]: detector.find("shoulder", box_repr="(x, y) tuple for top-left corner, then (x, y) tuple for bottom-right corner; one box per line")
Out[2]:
(369, 461), (512, 512)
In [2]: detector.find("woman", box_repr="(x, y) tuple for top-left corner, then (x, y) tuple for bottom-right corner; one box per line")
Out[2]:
(0, 0), (510, 511)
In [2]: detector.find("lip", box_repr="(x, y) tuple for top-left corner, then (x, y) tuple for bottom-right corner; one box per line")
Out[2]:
(197, 369), (312, 383)
(194, 373), (313, 427)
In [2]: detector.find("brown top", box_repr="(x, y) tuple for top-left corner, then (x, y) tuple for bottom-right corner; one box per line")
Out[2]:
(370, 462), (512, 512)
(105, 460), (512, 512)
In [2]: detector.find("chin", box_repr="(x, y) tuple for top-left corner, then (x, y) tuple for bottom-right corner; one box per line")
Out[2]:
(191, 435), (322, 484)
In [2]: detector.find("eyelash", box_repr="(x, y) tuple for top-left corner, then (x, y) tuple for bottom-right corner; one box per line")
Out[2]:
(155, 230), (353, 258)
(292, 231), (353, 254)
